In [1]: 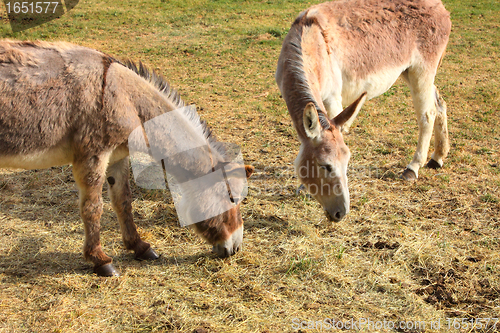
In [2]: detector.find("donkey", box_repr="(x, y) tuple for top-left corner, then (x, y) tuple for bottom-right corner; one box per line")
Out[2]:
(0, 40), (254, 276)
(276, 0), (451, 221)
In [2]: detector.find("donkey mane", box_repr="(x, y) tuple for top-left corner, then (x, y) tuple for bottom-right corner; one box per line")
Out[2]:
(284, 25), (331, 130)
(117, 59), (230, 157)
(120, 59), (185, 110)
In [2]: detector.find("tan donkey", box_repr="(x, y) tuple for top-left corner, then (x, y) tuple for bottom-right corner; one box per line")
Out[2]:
(0, 40), (253, 276)
(276, 0), (451, 221)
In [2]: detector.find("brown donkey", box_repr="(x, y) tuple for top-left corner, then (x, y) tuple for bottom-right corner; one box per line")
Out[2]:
(276, 0), (451, 221)
(0, 40), (254, 276)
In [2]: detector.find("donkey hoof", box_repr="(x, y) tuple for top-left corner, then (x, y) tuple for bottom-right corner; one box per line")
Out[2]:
(94, 263), (120, 277)
(135, 247), (159, 261)
(426, 159), (442, 169)
(401, 168), (417, 181)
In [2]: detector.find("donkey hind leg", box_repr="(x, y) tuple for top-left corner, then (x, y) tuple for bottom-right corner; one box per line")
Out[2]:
(73, 154), (119, 277)
(402, 70), (438, 180)
(106, 158), (159, 261)
(426, 87), (449, 169)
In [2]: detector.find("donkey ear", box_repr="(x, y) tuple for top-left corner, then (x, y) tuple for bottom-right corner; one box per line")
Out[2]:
(303, 102), (322, 140)
(244, 165), (254, 178)
(332, 92), (367, 128)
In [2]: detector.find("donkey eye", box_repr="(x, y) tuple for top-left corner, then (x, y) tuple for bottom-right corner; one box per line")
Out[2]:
(319, 164), (333, 173)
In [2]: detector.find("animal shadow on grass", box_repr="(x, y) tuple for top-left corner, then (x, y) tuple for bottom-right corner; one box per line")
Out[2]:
(0, 237), (84, 280)
(0, 203), (165, 278)
(1, 171), (248, 275)
(348, 164), (401, 181)
(0, 229), (207, 278)
(244, 210), (289, 232)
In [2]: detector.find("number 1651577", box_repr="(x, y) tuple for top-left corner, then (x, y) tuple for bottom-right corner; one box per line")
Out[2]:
(446, 318), (499, 330)
(5, 2), (59, 14)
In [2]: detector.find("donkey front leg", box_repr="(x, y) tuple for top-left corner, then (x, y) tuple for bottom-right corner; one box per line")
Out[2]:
(73, 156), (119, 277)
(106, 158), (159, 261)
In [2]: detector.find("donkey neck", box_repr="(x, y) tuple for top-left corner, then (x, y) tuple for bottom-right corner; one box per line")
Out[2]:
(141, 94), (222, 182)
(112, 63), (222, 181)
(279, 23), (331, 142)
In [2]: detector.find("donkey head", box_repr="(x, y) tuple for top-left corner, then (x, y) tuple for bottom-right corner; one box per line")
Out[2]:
(188, 164), (254, 257)
(294, 93), (367, 222)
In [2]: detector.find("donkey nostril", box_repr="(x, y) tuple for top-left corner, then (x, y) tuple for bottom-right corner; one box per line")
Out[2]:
(335, 211), (342, 220)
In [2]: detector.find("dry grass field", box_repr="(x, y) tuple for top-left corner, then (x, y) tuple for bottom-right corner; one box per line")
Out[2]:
(0, 0), (499, 332)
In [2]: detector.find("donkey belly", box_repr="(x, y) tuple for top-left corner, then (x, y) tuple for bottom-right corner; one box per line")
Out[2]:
(0, 143), (73, 170)
(341, 65), (407, 106)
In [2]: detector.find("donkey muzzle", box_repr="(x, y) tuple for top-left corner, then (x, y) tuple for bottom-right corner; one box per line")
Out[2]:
(212, 225), (243, 257)
(325, 207), (347, 222)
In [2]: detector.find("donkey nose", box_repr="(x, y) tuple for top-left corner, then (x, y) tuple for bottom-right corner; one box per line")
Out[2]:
(211, 225), (243, 257)
(212, 244), (233, 257)
(325, 208), (346, 222)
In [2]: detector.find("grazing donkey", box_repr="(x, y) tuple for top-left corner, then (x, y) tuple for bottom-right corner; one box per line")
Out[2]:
(276, 0), (451, 221)
(0, 40), (254, 276)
